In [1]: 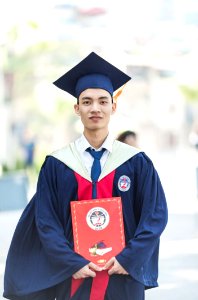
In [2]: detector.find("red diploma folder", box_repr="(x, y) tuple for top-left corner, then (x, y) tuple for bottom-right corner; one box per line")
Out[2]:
(70, 197), (125, 267)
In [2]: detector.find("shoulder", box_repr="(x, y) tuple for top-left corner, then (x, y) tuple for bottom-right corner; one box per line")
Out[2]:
(112, 140), (140, 161)
(40, 145), (72, 172)
(113, 140), (152, 164)
(116, 143), (154, 170)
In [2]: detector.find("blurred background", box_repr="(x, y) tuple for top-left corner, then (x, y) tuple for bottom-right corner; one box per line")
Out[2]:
(0, 0), (198, 299)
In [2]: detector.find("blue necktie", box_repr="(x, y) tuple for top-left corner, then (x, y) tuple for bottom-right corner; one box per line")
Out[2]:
(86, 147), (106, 198)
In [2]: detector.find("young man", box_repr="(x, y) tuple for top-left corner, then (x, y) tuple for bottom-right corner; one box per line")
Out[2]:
(3, 52), (168, 300)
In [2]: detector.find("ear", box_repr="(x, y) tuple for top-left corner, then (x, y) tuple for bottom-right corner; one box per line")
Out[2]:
(111, 102), (117, 115)
(74, 104), (80, 115)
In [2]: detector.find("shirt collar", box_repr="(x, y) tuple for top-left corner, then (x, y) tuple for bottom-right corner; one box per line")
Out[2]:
(77, 133), (114, 153)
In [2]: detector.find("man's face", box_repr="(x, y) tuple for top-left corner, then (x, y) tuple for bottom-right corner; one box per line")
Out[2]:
(74, 88), (116, 133)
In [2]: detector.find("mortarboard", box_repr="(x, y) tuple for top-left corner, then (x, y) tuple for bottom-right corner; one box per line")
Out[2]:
(53, 52), (131, 98)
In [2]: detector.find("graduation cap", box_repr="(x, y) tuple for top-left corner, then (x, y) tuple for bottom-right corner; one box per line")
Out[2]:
(53, 52), (131, 98)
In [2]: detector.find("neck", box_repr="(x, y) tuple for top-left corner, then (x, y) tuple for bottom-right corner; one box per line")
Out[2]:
(84, 130), (108, 149)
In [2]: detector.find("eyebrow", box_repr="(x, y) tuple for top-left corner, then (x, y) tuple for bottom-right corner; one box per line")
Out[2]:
(78, 95), (113, 104)
(81, 96), (109, 100)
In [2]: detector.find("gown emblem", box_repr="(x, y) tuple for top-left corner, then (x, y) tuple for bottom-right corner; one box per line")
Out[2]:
(118, 175), (131, 191)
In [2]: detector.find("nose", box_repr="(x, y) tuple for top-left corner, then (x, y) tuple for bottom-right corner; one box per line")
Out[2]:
(90, 101), (101, 112)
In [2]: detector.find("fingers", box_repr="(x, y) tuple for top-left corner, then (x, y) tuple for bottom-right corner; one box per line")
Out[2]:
(72, 263), (102, 279)
(86, 268), (97, 278)
(103, 257), (115, 270)
(103, 257), (129, 275)
(89, 262), (102, 272)
(73, 258), (128, 279)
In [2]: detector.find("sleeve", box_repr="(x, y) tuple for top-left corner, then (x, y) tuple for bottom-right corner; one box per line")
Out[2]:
(116, 153), (168, 283)
(35, 157), (89, 276)
(3, 157), (89, 298)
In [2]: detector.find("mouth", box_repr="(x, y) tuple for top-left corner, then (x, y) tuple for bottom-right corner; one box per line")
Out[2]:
(89, 116), (102, 121)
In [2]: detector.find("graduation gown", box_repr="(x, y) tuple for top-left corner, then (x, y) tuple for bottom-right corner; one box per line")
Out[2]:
(3, 141), (168, 300)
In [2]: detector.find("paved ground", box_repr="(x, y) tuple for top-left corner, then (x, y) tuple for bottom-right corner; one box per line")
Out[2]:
(1, 147), (198, 299)
(146, 147), (198, 299)
(146, 213), (198, 300)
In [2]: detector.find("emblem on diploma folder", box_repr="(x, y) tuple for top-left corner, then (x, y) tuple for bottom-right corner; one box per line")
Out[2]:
(71, 197), (125, 267)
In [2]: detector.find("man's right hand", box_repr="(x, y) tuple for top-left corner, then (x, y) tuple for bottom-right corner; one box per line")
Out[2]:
(72, 262), (102, 279)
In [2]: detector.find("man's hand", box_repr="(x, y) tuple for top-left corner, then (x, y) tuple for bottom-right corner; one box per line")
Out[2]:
(103, 257), (129, 275)
(72, 262), (102, 279)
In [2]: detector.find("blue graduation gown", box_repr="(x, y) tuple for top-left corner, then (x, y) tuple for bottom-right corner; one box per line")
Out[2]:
(3, 142), (168, 300)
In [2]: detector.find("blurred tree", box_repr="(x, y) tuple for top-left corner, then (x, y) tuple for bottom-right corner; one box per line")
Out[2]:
(180, 85), (198, 102)
(1, 20), (83, 175)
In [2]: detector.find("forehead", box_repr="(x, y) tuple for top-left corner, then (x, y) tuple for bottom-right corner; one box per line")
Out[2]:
(79, 88), (112, 99)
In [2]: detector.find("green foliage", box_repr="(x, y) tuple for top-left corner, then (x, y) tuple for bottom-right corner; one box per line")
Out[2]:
(180, 85), (198, 102)
(27, 21), (39, 29)
(2, 159), (25, 174)
(2, 25), (83, 180)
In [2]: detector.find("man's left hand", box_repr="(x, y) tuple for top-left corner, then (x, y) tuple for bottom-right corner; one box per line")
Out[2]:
(103, 257), (129, 275)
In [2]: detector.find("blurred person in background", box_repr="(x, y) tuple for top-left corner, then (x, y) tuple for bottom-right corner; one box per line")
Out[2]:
(117, 130), (138, 148)
(189, 125), (198, 151)
(3, 52), (168, 300)
(21, 129), (36, 168)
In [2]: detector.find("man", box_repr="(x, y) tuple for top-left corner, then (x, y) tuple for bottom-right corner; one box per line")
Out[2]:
(3, 52), (168, 300)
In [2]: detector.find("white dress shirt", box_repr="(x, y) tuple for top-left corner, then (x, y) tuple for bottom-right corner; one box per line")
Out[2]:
(75, 134), (114, 177)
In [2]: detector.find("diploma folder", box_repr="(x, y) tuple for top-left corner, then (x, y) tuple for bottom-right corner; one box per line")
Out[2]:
(71, 197), (125, 267)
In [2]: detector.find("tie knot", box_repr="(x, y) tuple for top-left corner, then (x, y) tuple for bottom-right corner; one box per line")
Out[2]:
(86, 147), (105, 160)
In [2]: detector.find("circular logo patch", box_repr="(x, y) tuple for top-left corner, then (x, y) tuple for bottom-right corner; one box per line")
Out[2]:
(118, 175), (131, 191)
(86, 207), (109, 231)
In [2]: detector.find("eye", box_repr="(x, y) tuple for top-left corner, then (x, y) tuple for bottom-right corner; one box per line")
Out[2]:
(82, 100), (91, 105)
(100, 100), (108, 105)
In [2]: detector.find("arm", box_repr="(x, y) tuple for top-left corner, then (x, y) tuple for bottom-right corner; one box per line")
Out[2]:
(107, 154), (168, 279)
(35, 157), (90, 278)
